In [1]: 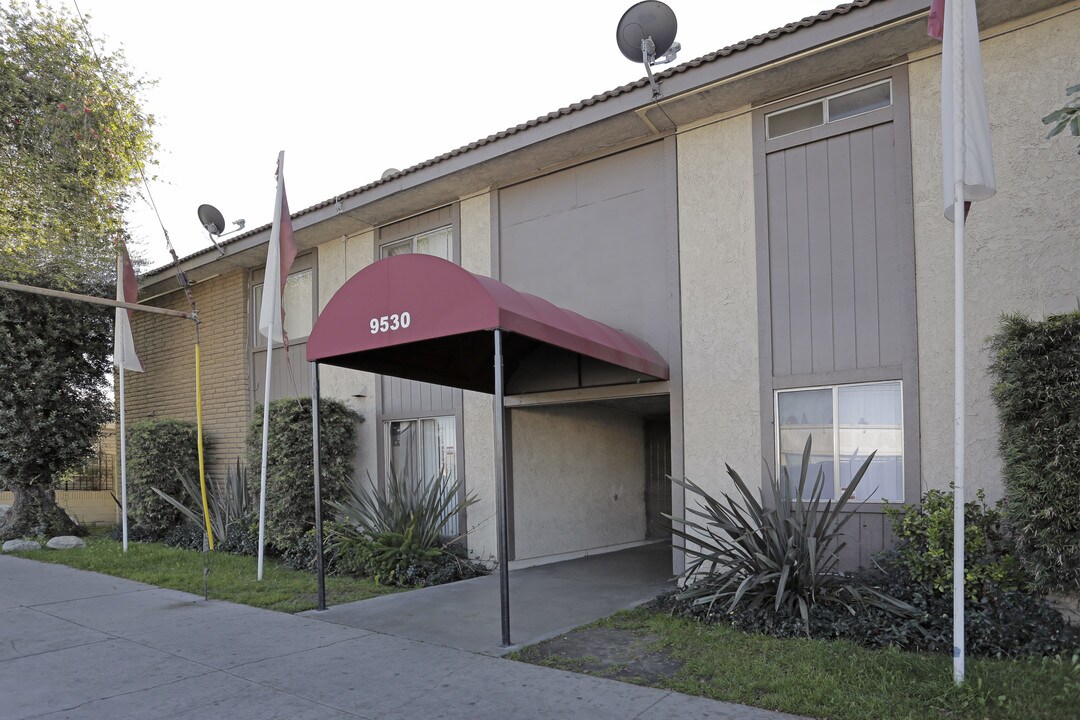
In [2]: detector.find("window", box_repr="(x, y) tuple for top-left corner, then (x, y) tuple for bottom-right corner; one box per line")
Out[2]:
(776, 381), (903, 502)
(765, 80), (892, 139)
(253, 268), (313, 347)
(380, 226), (452, 260)
(385, 416), (459, 535)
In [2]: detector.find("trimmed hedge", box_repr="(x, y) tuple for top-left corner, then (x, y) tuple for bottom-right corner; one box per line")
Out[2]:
(246, 397), (361, 552)
(126, 419), (201, 538)
(988, 312), (1080, 594)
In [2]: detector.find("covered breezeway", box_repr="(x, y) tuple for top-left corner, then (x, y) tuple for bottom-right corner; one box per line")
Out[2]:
(306, 254), (673, 647)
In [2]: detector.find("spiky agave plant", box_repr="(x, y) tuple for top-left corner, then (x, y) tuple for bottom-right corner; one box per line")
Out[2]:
(666, 436), (912, 634)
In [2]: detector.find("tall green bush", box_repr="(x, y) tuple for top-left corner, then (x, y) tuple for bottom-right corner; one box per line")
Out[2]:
(126, 419), (201, 538)
(246, 398), (361, 551)
(988, 311), (1080, 593)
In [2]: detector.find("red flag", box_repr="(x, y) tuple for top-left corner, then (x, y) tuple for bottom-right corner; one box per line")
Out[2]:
(114, 244), (143, 372)
(928, 0), (945, 40)
(258, 151), (298, 344)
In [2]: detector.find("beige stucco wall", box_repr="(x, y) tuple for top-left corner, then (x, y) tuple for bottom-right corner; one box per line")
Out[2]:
(677, 110), (762, 501)
(510, 404), (646, 560)
(909, 7), (1080, 502)
(459, 193), (500, 561)
(316, 231), (379, 488)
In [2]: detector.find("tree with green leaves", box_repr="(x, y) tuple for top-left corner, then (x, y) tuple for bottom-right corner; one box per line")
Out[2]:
(0, 2), (157, 538)
(1, 0), (156, 283)
(0, 277), (113, 539)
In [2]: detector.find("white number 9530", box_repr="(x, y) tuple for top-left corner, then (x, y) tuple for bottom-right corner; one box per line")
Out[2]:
(370, 312), (411, 334)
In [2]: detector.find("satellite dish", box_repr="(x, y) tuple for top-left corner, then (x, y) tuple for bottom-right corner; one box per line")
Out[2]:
(197, 204), (226, 236)
(616, 1), (679, 98)
(381, 168), (401, 180)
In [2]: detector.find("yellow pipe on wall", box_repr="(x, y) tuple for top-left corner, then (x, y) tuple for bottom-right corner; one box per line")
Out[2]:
(195, 344), (214, 549)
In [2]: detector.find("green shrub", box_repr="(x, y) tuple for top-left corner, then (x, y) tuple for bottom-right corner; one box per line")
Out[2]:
(127, 419), (201, 538)
(884, 489), (1024, 601)
(665, 436), (912, 636)
(988, 311), (1080, 593)
(246, 398), (361, 552)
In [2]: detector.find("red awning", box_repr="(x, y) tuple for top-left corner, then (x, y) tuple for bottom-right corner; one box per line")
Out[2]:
(306, 254), (668, 394)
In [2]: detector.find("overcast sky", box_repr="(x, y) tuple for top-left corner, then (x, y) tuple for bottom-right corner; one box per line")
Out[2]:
(73, 0), (834, 268)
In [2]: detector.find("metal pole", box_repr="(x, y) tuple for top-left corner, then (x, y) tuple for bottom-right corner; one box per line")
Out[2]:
(256, 342), (274, 580)
(493, 330), (511, 647)
(951, 0), (967, 686)
(119, 362), (129, 552)
(0, 280), (194, 318)
(311, 362), (326, 611)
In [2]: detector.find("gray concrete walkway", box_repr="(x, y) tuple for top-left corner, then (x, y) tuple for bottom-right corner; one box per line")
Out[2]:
(307, 542), (676, 656)
(0, 554), (806, 719)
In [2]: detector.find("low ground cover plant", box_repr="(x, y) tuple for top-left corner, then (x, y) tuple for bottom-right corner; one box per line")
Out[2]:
(662, 438), (1079, 658)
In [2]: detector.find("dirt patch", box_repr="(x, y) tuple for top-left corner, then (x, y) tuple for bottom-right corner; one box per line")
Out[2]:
(514, 626), (684, 684)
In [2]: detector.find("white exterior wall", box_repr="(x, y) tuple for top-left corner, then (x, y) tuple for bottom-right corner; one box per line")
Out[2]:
(459, 193), (499, 561)
(677, 110), (762, 501)
(909, 7), (1080, 501)
(316, 230), (379, 489)
(510, 405), (646, 560)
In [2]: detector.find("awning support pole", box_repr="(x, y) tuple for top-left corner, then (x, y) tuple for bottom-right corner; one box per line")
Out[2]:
(311, 361), (326, 611)
(493, 329), (511, 647)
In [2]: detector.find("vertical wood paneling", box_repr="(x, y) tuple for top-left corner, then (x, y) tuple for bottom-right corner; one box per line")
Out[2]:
(785, 147), (813, 375)
(849, 127), (881, 369)
(806, 140), (834, 373)
(827, 135), (857, 371)
(767, 152), (792, 376)
(873, 124), (903, 367)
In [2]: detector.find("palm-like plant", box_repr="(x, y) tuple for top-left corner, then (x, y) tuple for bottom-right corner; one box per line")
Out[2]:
(666, 436), (912, 634)
(329, 468), (476, 550)
(151, 459), (248, 547)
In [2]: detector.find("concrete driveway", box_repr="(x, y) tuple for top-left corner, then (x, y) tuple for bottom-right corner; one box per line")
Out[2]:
(0, 552), (806, 719)
(307, 542), (676, 656)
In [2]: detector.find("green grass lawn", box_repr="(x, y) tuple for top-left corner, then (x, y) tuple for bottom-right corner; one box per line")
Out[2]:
(512, 609), (1080, 720)
(9, 533), (399, 612)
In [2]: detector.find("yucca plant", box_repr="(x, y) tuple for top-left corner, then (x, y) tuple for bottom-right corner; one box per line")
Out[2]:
(666, 436), (912, 635)
(150, 459), (249, 547)
(329, 468), (477, 550)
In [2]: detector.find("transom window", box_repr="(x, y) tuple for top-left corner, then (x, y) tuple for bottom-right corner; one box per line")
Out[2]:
(380, 226), (452, 261)
(765, 80), (892, 139)
(775, 381), (903, 502)
(252, 268), (313, 347)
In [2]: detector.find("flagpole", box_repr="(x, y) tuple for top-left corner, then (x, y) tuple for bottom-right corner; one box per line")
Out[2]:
(119, 361), (129, 552)
(951, 0), (967, 687)
(257, 344), (273, 581)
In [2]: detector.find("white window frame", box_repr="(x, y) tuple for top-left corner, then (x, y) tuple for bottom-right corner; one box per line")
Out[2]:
(379, 225), (453, 260)
(384, 415), (460, 535)
(774, 379), (904, 503)
(765, 79), (893, 139)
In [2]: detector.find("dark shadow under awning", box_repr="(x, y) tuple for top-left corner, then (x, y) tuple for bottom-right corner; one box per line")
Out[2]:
(306, 254), (668, 393)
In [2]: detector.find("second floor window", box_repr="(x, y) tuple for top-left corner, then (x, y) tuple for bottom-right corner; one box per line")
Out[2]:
(380, 226), (452, 261)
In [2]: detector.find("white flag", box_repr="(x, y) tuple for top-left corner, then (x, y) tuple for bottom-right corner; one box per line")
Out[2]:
(114, 246), (144, 372)
(940, 0), (996, 223)
(258, 151), (297, 344)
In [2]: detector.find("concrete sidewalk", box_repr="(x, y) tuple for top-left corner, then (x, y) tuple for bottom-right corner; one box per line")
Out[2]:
(0, 555), (805, 719)
(307, 542), (676, 656)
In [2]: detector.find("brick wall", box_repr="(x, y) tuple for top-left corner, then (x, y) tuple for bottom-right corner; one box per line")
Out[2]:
(124, 270), (251, 483)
